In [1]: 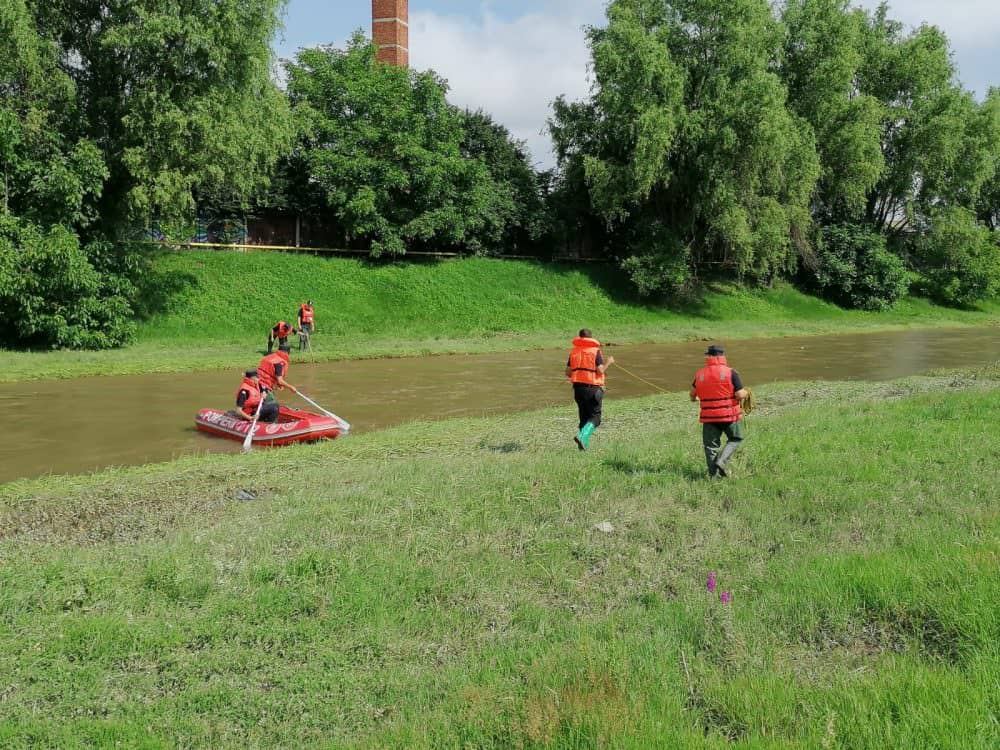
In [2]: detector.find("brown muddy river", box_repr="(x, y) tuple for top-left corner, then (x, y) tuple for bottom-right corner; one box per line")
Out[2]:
(1, 326), (998, 484)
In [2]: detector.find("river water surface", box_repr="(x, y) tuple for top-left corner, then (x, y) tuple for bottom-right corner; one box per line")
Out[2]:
(1, 326), (997, 484)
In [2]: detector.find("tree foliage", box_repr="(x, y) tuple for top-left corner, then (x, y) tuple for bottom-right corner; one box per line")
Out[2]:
(550, 0), (820, 294)
(803, 223), (908, 310)
(1, 0), (290, 348)
(283, 35), (536, 257)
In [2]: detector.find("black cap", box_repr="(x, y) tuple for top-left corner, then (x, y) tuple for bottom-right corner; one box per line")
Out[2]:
(278, 343), (292, 353)
(705, 344), (725, 356)
(245, 368), (258, 378)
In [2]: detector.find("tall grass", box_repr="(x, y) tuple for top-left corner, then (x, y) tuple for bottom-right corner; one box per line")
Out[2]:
(2, 251), (998, 382)
(1, 369), (997, 747)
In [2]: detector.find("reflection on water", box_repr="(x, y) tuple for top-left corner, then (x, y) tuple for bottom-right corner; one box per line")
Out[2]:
(1, 326), (997, 484)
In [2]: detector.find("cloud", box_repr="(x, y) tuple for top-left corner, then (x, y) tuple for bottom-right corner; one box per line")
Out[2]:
(410, 2), (606, 168)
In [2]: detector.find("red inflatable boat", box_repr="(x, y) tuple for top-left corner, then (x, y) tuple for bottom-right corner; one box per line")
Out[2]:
(195, 406), (350, 446)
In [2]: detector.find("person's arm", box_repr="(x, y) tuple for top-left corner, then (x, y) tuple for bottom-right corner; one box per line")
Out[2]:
(731, 370), (748, 401)
(275, 375), (298, 394)
(235, 390), (255, 419)
(597, 354), (615, 374)
(690, 379), (698, 401)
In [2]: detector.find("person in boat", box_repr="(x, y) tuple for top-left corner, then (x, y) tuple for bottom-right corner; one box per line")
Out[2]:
(267, 320), (296, 354)
(234, 369), (279, 423)
(566, 329), (614, 450)
(690, 344), (749, 478)
(257, 343), (299, 409)
(297, 301), (315, 335)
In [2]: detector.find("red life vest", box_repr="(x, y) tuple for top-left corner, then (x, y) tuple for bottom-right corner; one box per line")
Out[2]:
(299, 304), (314, 325)
(273, 321), (292, 338)
(568, 337), (606, 387)
(236, 377), (262, 416)
(258, 351), (289, 391)
(694, 356), (742, 423)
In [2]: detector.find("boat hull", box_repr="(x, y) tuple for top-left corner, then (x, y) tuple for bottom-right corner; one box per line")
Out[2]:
(195, 406), (348, 446)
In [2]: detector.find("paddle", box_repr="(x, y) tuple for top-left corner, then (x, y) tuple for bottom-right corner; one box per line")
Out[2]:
(296, 390), (351, 432)
(241, 396), (266, 454)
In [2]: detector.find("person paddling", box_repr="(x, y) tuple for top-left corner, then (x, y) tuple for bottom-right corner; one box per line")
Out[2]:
(234, 369), (279, 423)
(257, 344), (299, 411)
(566, 329), (615, 450)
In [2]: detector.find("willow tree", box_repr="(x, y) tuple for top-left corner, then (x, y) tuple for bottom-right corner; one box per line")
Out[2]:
(550, 0), (820, 294)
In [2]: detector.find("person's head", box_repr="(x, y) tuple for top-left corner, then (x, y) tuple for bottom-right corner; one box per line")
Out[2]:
(278, 343), (291, 355)
(245, 368), (259, 381)
(705, 344), (725, 357)
(307, 300), (312, 306)
(579, 328), (593, 339)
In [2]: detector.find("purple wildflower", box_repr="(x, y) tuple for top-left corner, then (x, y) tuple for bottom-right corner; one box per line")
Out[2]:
(707, 572), (716, 593)
(720, 591), (732, 604)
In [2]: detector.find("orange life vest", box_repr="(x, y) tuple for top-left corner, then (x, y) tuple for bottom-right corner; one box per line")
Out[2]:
(258, 351), (289, 391)
(236, 377), (262, 416)
(273, 321), (292, 338)
(568, 337), (606, 387)
(299, 304), (314, 325)
(694, 356), (742, 423)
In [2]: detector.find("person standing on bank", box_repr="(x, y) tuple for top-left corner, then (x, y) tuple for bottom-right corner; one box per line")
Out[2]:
(566, 329), (615, 450)
(690, 344), (749, 478)
(297, 301), (315, 335)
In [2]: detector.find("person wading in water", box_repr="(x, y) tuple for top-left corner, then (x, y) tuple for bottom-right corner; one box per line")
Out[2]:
(566, 329), (615, 450)
(690, 344), (749, 478)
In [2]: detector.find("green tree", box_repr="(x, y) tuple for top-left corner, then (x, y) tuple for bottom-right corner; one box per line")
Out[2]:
(857, 7), (993, 235)
(913, 207), (1000, 306)
(285, 35), (510, 256)
(780, 0), (884, 220)
(27, 0), (292, 232)
(550, 0), (820, 294)
(458, 109), (548, 255)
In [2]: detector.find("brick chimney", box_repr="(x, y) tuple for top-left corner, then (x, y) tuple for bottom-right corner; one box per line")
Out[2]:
(372, 0), (409, 67)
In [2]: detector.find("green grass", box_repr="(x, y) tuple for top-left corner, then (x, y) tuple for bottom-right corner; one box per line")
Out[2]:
(2, 250), (998, 382)
(2, 366), (998, 747)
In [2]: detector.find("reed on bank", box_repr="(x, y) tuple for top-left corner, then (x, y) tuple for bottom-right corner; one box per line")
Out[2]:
(1, 367), (998, 747)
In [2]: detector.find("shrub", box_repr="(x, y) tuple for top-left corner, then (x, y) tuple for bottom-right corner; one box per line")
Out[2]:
(805, 223), (909, 310)
(913, 208), (1000, 307)
(0, 218), (136, 349)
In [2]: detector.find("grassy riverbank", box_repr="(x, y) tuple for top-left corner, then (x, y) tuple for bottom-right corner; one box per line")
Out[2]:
(2, 251), (998, 383)
(2, 366), (998, 747)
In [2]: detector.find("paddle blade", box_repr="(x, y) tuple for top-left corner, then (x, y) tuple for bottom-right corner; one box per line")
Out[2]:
(241, 426), (254, 453)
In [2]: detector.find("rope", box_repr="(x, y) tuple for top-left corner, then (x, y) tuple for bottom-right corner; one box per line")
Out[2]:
(740, 388), (756, 415)
(612, 362), (672, 394)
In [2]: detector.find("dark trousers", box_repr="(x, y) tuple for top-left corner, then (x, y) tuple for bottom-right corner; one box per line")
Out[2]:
(573, 384), (604, 430)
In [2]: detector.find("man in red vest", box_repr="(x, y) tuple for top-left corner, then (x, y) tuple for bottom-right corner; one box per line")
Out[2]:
(257, 344), (299, 412)
(297, 301), (315, 335)
(267, 320), (296, 354)
(566, 329), (615, 450)
(234, 369), (279, 423)
(690, 344), (749, 478)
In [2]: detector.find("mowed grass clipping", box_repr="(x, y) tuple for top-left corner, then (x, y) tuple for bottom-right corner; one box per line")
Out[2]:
(1, 367), (998, 748)
(3, 250), (998, 382)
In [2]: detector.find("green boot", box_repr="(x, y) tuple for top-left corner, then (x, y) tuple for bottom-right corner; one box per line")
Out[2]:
(574, 422), (597, 451)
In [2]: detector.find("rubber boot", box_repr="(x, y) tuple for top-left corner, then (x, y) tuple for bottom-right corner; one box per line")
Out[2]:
(715, 439), (743, 477)
(574, 422), (596, 451)
(704, 445), (720, 478)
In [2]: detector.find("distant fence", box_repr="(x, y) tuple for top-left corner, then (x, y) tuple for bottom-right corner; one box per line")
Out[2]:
(143, 212), (610, 262)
